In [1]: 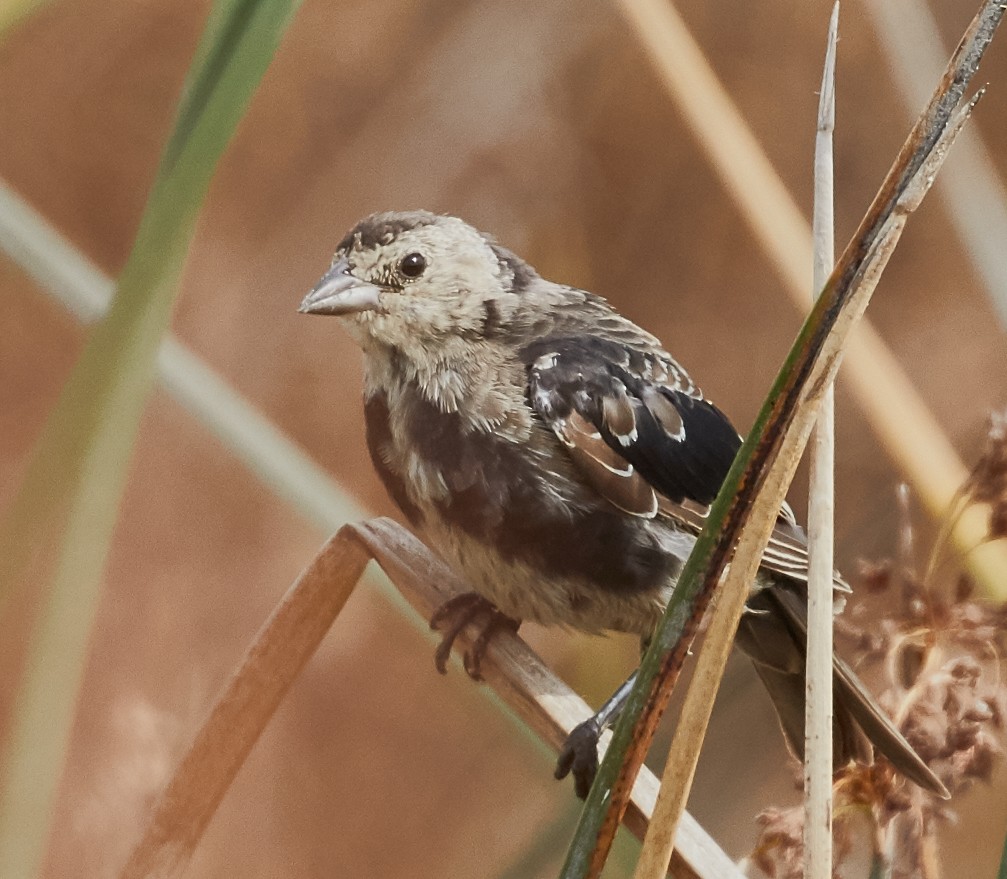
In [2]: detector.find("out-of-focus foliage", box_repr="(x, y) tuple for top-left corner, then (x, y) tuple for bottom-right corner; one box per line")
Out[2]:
(0, 2), (300, 876)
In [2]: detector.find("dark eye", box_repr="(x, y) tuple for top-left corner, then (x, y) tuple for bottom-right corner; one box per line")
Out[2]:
(399, 252), (427, 279)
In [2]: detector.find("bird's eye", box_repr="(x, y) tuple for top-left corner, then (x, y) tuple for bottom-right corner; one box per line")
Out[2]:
(399, 252), (427, 279)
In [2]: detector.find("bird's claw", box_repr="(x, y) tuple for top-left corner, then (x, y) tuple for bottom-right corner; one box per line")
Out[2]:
(555, 719), (602, 799)
(430, 593), (485, 674)
(429, 592), (519, 680)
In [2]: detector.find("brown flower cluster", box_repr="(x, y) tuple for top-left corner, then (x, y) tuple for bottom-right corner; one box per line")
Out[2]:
(966, 409), (1007, 540)
(899, 656), (1005, 791)
(751, 764), (913, 879)
(752, 805), (829, 879)
(751, 762), (900, 879)
(752, 410), (1007, 878)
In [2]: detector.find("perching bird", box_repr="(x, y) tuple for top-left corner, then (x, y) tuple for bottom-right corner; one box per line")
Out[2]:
(299, 209), (945, 798)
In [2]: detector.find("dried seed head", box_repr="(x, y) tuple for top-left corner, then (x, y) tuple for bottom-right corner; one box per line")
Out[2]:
(753, 807), (805, 879)
(897, 655), (1004, 797)
(902, 696), (948, 764)
(859, 558), (894, 593)
(967, 410), (1007, 505)
(753, 794), (858, 879)
(761, 423), (1007, 872)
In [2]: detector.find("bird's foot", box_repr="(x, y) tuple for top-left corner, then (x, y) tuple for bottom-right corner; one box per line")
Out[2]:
(429, 592), (520, 680)
(555, 718), (602, 799)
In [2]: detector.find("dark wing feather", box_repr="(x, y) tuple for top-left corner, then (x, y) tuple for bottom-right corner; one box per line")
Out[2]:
(556, 409), (659, 517)
(523, 335), (740, 512)
(758, 585), (947, 796)
(523, 333), (849, 590)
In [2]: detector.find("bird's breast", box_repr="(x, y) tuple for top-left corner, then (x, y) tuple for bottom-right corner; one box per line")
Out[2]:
(362, 379), (680, 630)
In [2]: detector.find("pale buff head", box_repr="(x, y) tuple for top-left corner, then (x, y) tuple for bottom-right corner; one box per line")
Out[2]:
(300, 211), (534, 354)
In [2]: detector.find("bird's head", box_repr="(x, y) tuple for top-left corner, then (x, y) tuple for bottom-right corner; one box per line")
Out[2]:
(299, 210), (536, 352)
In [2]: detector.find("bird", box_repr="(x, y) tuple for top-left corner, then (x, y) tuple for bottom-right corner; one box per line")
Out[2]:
(299, 209), (946, 799)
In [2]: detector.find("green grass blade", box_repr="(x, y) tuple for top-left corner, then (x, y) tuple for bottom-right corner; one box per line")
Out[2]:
(998, 827), (1007, 879)
(0, 0), (56, 37)
(0, 2), (301, 876)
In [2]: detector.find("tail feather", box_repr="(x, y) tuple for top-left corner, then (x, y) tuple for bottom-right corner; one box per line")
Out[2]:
(735, 584), (948, 798)
(745, 658), (873, 768)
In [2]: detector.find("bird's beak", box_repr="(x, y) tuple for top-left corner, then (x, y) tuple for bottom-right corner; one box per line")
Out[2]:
(298, 258), (381, 316)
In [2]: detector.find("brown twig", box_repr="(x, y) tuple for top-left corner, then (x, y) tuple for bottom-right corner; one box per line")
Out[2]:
(117, 518), (741, 879)
(118, 529), (370, 879)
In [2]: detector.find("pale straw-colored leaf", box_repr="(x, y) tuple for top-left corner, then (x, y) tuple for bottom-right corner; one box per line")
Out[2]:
(805, 6), (839, 878)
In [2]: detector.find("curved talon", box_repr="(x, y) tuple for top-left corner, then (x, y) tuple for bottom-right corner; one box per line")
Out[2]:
(429, 592), (520, 679)
(433, 631), (456, 676)
(464, 611), (520, 680)
(430, 592), (486, 632)
(555, 719), (602, 799)
(431, 593), (487, 674)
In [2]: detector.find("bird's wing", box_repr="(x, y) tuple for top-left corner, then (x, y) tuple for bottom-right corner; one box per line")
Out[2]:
(524, 334), (738, 511)
(523, 333), (846, 590)
(664, 495), (850, 591)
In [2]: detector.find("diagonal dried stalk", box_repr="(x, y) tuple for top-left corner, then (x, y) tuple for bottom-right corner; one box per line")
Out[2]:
(117, 518), (741, 879)
(632, 20), (841, 870)
(616, 0), (1007, 598)
(559, 3), (1003, 877)
(118, 531), (370, 879)
(632, 439), (816, 879)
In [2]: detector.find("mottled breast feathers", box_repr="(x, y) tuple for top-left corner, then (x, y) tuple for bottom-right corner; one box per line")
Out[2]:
(363, 382), (677, 597)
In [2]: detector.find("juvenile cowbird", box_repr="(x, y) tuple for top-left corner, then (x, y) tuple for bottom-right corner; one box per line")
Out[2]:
(300, 209), (944, 797)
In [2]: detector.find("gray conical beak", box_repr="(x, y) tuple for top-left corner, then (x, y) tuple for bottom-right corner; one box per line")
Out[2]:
(299, 258), (381, 316)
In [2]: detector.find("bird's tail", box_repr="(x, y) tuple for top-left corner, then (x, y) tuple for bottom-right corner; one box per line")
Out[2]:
(734, 583), (948, 797)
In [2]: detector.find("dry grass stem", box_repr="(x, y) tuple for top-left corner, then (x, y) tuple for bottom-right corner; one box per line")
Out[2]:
(632, 447), (814, 879)
(567, 4), (998, 874)
(615, 0), (1007, 595)
(118, 529), (370, 879)
(119, 518), (741, 879)
(805, 6), (839, 878)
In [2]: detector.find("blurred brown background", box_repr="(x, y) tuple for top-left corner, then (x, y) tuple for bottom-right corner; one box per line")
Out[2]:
(2, 0), (1007, 876)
